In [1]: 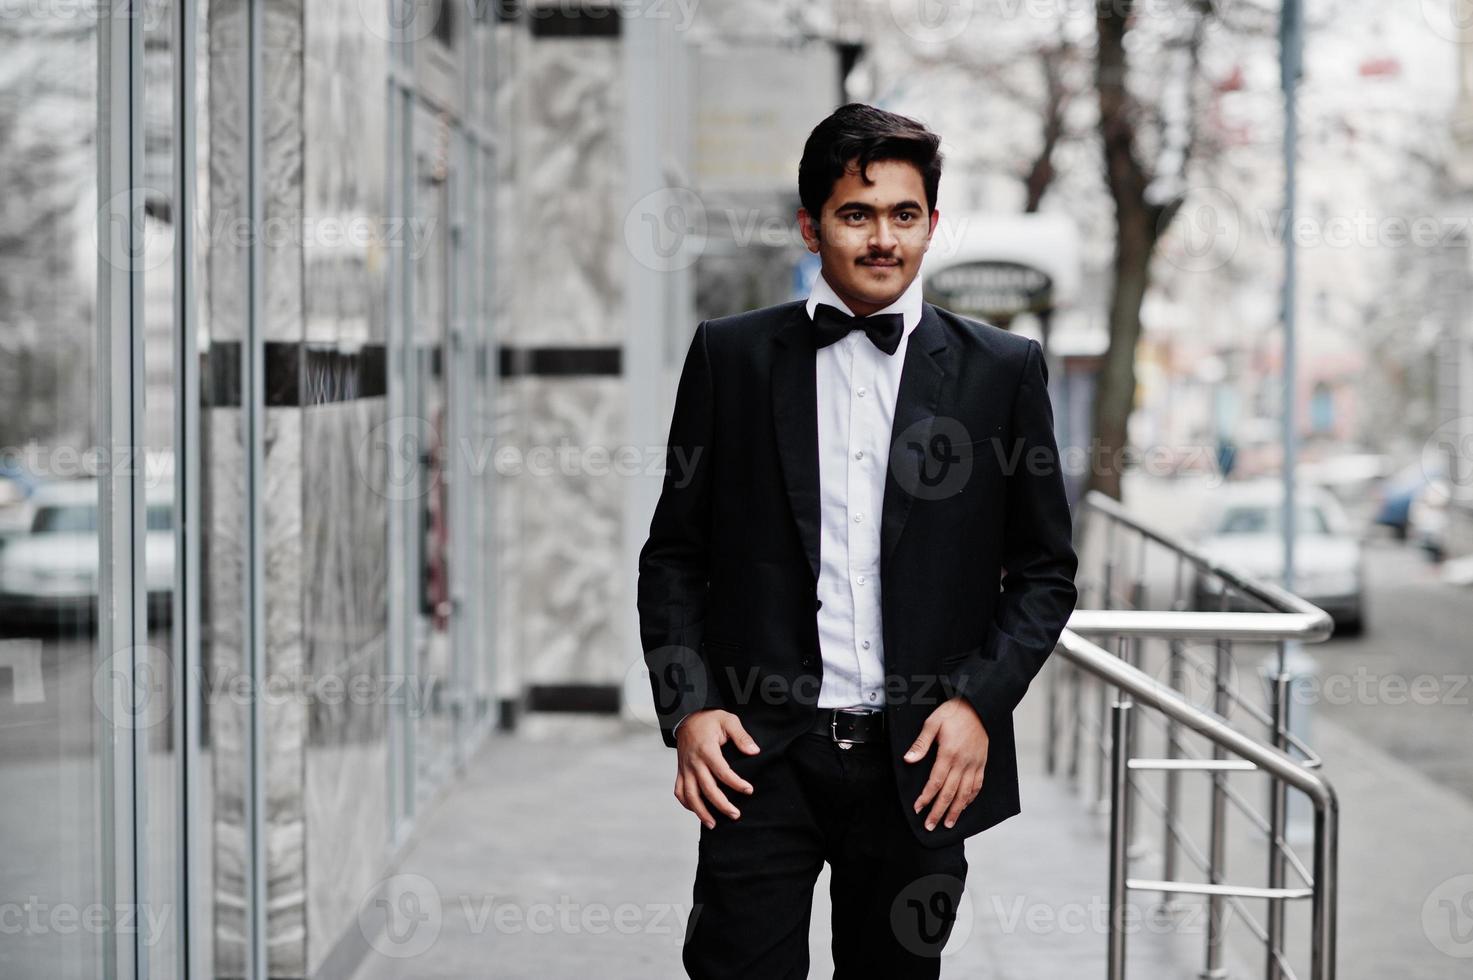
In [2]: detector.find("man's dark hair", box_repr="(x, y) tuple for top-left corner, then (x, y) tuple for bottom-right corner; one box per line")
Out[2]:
(798, 102), (943, 222)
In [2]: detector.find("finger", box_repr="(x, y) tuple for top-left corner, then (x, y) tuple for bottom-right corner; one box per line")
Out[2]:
(678, 769), (717, 828)
(925, 766), (965, 831)
(913, 756), (950, 813)
(708, 753), (755, 796)
(723, 717), (762, 755)
(696, 766), (742, 821)
(904, 714), (940, 763)
(942, 768), (979, 829)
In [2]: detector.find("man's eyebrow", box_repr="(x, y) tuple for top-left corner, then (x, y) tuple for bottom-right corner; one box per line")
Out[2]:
(833, 200), (925, 213)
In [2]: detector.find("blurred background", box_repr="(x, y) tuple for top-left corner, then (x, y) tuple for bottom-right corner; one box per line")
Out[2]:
(1, 1), (1470, 978)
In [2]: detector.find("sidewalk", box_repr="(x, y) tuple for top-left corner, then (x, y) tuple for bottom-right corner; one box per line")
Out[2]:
(344, 692), (1237, 979)
(342, 680), (1473, 978)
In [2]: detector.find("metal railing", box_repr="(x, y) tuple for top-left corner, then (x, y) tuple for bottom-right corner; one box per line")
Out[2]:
(1046, 491), (1340, 980)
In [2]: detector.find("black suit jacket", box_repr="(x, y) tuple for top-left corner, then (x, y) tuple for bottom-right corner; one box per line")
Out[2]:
(637, 298), (1079, 847)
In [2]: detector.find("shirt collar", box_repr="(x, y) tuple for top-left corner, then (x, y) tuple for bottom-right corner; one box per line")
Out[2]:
(805, 267), (925, 338)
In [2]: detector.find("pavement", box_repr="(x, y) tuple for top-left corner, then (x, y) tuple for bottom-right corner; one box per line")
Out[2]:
(344, 690), (1254, 980)
(341, 654), (1473, 980)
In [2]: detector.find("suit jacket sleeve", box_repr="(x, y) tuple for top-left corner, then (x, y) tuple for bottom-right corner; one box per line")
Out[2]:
(950, 338), (1079, 740)
(637, 320), (728, 748)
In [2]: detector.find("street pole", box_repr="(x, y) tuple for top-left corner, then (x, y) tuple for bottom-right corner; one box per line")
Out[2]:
(1280, 0), (1302, 613)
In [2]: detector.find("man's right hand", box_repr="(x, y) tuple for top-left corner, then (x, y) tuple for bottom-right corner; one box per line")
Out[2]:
(674, 709), (760, 829)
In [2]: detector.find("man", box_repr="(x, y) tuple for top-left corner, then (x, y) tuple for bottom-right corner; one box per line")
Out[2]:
(637, 103), (1079, 979)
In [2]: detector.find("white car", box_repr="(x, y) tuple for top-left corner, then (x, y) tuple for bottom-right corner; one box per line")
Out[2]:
(0, 479), (174, 629)
(1191, 481), (1366, 636)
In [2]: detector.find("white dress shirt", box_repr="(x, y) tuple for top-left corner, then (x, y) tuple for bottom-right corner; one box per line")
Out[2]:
(673, 272), (924, 737)
(807, 270), (925, 711)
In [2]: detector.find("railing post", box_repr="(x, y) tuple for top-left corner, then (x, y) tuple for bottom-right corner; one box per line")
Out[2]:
(1046, 659), (1059, 775)
(1096, 530), (1116, 813)
(1163, 634), (1184, 908)
(1203, 638), (1231, 979)
(1266, 669), (1290, 980)
(1108, 696), (1133, 980)
(1067, 661), (1082, 786)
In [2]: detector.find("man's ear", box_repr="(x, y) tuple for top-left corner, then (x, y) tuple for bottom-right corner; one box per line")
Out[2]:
(924, 208), (940, 251)
(797, 207), (821, 252)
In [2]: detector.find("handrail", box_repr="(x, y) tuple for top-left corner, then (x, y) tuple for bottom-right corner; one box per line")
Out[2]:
(1081, 490), (1336, 628)
(1068, 609), (1333, 642)
(1054, 629), (1337, 812)
(1054, 628), (1339, 980)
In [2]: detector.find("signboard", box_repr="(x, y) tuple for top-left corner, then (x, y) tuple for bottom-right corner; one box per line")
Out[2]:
(923, 261), (1053, 321)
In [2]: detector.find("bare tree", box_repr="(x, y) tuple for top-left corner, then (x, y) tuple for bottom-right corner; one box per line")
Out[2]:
(1088, 1), (1221, 500)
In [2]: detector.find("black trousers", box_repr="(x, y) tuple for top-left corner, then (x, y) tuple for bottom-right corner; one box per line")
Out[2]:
(682, 731), (969, 979)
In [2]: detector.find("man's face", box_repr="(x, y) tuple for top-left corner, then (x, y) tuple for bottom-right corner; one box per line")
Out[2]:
(798, 157), (939, 317)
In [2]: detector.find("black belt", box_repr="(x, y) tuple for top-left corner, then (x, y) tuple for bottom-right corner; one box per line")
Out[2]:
(807, 707), (886, 749)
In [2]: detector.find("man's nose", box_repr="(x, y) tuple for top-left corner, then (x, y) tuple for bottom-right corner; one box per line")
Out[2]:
(870, 217), (899, 250)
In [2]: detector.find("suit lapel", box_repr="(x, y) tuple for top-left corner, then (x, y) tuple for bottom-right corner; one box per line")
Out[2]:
(772, 301), (954, 584)
(772, 307), (822, 582)
(880, 303), (952, 569)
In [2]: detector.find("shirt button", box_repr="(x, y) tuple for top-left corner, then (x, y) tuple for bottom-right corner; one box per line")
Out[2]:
(857, 387), (866, 397)
(856, 574), (866, 585)
(854, 450), (863, 460)
(867, 692), (878, 701)
(853, 513), (863, 523)
(862, 640), (871, 649)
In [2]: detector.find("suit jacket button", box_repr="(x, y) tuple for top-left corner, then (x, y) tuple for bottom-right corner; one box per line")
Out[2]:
(814, 598), (823, 611)
(801, 657), (815, 668)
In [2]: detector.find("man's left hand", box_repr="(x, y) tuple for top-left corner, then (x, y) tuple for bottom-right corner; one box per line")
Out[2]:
(903, 696), (989, 831)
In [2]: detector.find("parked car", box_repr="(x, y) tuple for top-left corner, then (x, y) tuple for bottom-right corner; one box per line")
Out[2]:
(0, 479), (174, 630)
(1191, 481), (1366, 636)
(1372, 460), (1444, 540)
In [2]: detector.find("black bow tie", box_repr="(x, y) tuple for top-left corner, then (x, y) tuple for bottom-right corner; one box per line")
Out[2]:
(811, 303), (904, 356)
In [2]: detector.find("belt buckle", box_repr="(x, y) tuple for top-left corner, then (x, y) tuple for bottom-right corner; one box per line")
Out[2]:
(830, 712), (861, 751)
